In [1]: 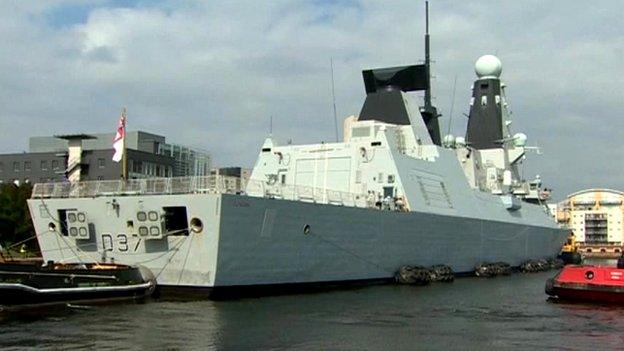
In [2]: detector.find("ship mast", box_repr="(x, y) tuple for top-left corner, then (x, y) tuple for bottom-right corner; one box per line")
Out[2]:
(424, 1), (432, 113)
(419, 1), (441, 145)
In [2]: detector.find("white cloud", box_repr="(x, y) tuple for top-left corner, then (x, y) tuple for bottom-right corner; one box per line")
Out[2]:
(0, 0), (622, 198)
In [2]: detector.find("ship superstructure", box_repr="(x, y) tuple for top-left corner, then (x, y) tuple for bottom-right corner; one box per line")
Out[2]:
(27, 7), (567, 290)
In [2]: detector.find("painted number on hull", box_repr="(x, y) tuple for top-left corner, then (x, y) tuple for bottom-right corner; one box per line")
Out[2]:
(101, 234), (131, 252)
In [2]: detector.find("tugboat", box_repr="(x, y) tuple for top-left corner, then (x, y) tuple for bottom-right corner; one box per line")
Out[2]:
(545, 257), (624, 303)
(0, 261), (156, 310)
(557, 233), (582, 264)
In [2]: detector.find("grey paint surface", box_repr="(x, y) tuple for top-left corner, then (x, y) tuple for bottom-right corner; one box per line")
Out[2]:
(29, 189), (566, 288)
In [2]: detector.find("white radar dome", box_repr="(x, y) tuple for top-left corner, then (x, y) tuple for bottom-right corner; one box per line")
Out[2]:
(513, 132), (527, 147)
(442, 134), (456, 148)
(475, 55), (502, 78)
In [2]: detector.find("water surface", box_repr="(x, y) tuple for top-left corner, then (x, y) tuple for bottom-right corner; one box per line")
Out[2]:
(1, 271), (623, 350)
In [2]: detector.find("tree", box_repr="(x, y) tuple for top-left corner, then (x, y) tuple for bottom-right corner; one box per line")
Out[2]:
(0, 183), (38, 252)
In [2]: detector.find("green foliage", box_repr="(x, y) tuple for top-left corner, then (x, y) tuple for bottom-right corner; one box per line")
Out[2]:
(0, 183), (37, 251)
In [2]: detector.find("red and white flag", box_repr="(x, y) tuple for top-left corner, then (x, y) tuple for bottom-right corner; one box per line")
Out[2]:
(112, 109), (126, 162)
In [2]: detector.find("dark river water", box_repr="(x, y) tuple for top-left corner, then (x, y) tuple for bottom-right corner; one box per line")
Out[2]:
(1, 271), (623, 350)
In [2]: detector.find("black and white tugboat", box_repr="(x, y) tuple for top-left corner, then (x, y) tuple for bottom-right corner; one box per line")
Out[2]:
(0, 261), (156, 310)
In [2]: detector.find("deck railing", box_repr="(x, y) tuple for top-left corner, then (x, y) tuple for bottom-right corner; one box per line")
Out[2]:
(31, 176), (242, 198)
(31, 176), (372, 208)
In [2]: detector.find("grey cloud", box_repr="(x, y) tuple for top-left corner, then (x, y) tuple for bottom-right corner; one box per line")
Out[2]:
(0, 0), (622, 200)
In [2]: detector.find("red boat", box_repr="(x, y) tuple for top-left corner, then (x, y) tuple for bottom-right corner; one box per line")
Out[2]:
(546, 264), (624, 303)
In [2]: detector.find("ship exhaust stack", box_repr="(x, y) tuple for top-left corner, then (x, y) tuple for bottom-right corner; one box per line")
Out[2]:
(358, 1), (441, 145)
(465, 55), (505, 150)
(359, 65), (428, 126)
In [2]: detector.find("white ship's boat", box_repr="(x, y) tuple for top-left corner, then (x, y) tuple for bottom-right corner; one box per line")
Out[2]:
(27, 8), (567, 293)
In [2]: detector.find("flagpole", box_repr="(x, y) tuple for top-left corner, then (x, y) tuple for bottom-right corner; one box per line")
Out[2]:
(122, 107), (128, 181)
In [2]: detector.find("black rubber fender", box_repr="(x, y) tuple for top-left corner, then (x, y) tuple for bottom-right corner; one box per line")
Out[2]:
(545, 278), (555, 296)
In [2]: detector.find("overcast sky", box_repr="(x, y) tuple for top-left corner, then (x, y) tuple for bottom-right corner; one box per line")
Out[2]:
(0, 0), (622, 199)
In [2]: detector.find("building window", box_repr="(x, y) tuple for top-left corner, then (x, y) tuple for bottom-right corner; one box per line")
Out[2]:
(24, 161), (31, 172)
(132, 161), (142, 173)
(98, 158), (106, 168)
(52, 160), (59, 170)
(13, 162), (19, 172)
(41, 160), (48, 171)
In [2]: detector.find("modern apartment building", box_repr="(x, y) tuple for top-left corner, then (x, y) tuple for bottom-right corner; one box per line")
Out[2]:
(556, 189), (624, 257)
(0, 131), (211, 184)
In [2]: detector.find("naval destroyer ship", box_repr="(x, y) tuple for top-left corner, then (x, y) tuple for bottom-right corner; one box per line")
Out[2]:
(27, 9), (567, 291)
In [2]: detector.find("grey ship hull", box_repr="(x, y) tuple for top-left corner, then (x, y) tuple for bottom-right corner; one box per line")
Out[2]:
(216, 195), (564, 286)
(29, 193), (567, 289)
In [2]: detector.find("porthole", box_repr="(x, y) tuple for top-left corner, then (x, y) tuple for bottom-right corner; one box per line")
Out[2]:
(303, 224), (311, 235)
(69, 227), (78, 236)
(68, 213), (77, 223)
(137, 212), (147, 221)
(585, 271), (594, 280)
(77, 212), (86, 222)
(190, 217), (203, 233)
(150, 226), (160, 236)
(139, 226), (149, 236)
(148, 211), (159, 221)
(48, 222), (56, 232)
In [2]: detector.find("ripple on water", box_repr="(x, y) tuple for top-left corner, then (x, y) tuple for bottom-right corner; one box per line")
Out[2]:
(2, 272), (624, 350)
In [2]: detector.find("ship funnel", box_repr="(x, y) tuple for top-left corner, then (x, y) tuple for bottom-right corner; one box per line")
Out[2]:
(358, 65), (441, 145)
(357, 1), (441, 145)
(465, 55), (505, 150)
(359, 65), (428, 127)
